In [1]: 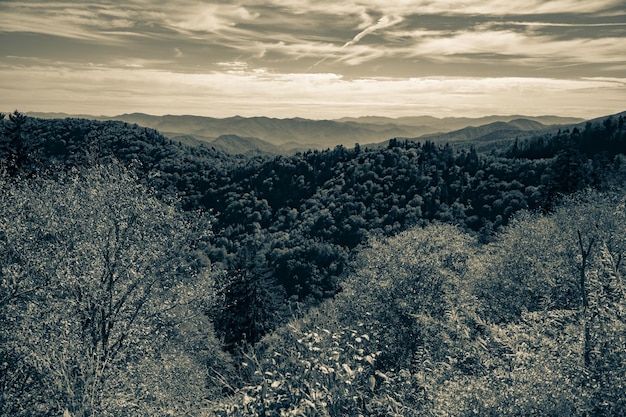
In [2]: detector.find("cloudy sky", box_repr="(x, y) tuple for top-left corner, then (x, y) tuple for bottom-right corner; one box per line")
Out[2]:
(1, 0), (625, 119)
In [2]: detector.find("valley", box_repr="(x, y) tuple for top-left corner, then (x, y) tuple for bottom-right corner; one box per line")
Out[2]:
(1, 109), (625, 416)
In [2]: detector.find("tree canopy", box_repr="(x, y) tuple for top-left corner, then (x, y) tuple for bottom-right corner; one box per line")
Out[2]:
(0, 164), (224, 416)
(1, 111), (626, 415)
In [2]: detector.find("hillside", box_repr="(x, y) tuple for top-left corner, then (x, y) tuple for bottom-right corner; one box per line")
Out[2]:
(370, 118), (557, 151)
(106, 113), (417, 148)
(1, 109), (625, 416)
(109, 113), (584, 150)
(215, 194), (626, 415)
(418, 119), (555, 142)
(208, 134), (283, 155)
(2, 110), (625, 314)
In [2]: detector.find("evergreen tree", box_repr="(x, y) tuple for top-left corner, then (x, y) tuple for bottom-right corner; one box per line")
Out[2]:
(215, 243), (287, 350)
(547, 149), (590, 195)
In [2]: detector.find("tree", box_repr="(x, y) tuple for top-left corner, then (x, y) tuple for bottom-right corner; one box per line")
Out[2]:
(462, 192), (626, 416)
(548, 149), (591, 195)
(575, 231), (626, 415)
(470, 210), (578, 323)
(0, 164), (219, 416)
(215, 242), (287, 350)
(0, 110), (29, 174)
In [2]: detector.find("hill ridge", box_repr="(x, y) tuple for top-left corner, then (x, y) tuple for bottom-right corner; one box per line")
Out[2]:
(24, 111), (585, 153)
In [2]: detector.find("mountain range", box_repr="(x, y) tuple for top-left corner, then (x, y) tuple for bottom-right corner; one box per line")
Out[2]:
(25, 111), (584, 155)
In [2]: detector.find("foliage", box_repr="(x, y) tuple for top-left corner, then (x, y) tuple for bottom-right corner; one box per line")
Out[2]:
(470, 210), (579, 322)
(2, 112), (625, 349)
(213, 192), (626, 417)
(214, 241), (288, 349)
(211, 224), (481, 415)
(0, 112), (626, 416)
(2, 112), (626, 416)
(0, 164), (225, 416)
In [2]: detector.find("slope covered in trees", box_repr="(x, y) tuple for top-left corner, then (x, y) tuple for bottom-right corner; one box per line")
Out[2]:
(1, 110), (626, 415)
(30, 111), (581, 151)
(214, 192), (626, 416)
(1, 111), (626, 348)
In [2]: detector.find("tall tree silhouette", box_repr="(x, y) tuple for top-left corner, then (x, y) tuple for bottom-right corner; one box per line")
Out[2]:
(215, 242), (287, 350)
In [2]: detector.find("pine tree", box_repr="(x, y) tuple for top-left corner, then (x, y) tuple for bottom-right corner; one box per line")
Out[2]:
(216, 243), (286, 350)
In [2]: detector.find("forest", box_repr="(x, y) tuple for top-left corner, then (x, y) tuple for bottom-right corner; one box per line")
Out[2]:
(1, 110), (625, 416)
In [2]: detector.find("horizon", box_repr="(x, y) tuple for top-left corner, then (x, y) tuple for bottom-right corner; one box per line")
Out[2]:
(17, 109), (600, 122)
(1, 1), (625, 119)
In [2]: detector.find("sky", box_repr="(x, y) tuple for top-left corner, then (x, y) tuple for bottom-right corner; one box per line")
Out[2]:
(0, 0), (625, 119)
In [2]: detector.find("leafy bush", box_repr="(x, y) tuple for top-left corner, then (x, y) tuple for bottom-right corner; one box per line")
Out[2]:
(0, 164), (226, 416)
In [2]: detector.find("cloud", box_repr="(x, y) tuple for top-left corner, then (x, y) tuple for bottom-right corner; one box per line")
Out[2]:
(2, 1), (623, 70)
(349, 15), (404, 45)
(1, 0), (624, 119)
(0, 1), (252, 41)
(260, 0), (622, 17)
(0, 1), (170, 42)
(216, 61), (252, 74)
(404, 30), (625, 65)
(2, 62), (624, 119)
(307, 14), (403, 70)
(491, 21), (626, 28)
(164, 3), (260, 33)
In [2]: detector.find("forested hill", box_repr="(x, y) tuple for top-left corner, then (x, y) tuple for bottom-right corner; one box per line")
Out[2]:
(1, 110), (625, 348)
(0, 113), (247, 204)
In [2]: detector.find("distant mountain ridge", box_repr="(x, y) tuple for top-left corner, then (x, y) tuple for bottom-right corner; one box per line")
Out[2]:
(207, 134), (313, 156)
(336, 114), (583, 130)
(25, 111), (585, 155)
(415, 119), (550, 143)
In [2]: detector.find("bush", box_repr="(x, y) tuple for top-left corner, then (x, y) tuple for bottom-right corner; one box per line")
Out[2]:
(0, 164), (225, 416)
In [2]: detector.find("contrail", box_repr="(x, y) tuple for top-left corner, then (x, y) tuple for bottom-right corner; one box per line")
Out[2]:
(307, 15), (402, 71)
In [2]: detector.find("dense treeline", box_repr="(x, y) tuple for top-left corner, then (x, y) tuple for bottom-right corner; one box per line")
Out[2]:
(508, 115), (626, 160)
(1, 111), (625, 349)
(0, 111), (246, 206)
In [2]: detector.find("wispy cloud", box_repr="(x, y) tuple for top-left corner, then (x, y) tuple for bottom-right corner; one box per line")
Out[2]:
(402, 30), (625, 64)
(0, 1), (164, 41)
(163, 3), (260, 34)
(252, 0), (622, 17)
(348, 15), (404, 45)
(493, 21), (626, 28)
(0, 0), (624, 118)
(411, 0), (621, 15)
(307, 15), (403, 70)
